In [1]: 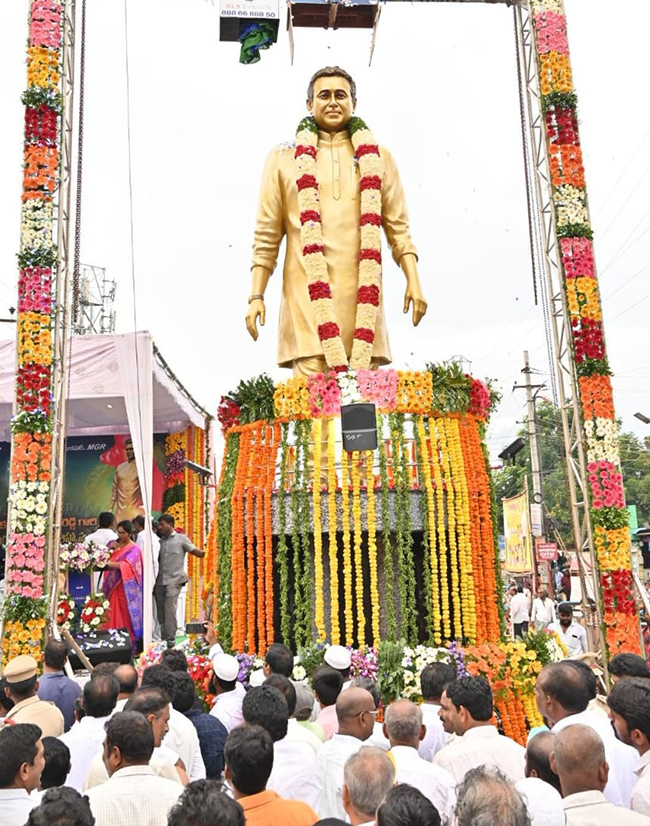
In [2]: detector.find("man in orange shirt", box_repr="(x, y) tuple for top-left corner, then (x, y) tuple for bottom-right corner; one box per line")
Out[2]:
(225, 726), (318, 826)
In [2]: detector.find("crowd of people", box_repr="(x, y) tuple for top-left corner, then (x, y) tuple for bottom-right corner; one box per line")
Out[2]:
(3, 635), (650, 826)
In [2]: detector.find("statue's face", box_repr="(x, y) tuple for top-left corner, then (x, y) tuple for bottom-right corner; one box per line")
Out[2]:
(307, 76), (356, 132)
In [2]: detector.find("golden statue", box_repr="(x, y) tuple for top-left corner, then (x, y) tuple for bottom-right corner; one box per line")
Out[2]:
(246, 66), (427, 376)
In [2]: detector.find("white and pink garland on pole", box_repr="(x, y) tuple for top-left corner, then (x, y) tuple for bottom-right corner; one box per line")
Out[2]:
(295, 116), (383, 372)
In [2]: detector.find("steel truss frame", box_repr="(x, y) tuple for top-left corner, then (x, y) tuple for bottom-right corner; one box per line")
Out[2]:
(46, 0), (76, 609)
(514, 2), (603, 651)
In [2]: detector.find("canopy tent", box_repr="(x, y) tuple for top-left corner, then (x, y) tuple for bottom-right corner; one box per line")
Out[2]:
(0, 331), (212, 646)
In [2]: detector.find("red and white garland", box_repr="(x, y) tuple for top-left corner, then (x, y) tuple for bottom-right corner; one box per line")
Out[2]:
(295, 116), (383, 372)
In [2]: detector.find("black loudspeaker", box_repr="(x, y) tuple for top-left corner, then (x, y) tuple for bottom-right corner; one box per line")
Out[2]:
(341, 403), (378, 453)
(68, 629), (133, 670)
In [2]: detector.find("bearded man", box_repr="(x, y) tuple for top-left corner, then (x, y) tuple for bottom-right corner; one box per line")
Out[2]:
(246, 66), (427, 376)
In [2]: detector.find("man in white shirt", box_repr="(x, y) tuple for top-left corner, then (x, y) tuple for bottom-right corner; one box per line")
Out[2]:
(87, 711), (181, 826)
(83, 512), (118, 547)
(434, 675), (525, 783)
(265, 674), (322, 754)
(551, 724), (650, 825)
(141, 664), (206, 781)
(531, 588), (556, 631)
(547, 603), (587, 656)
(510, 586), (530, 638)
(518, 731), (565, 826)
(60, 673), (119, 791)
(84, 687), (185, 789)
(535, 661), (637, 807)
(342, 746), (396, 826)
(243, 684), (320, 809)
(0, 723), (43, 826)
(384, 699), (456, 825)
(209, 653), (245, 733)
(608, 677), (650, 816)
(419, 661), (454, 761)
(317, 687), (378, 820)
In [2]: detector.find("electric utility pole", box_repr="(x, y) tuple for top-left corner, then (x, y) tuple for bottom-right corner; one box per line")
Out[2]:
(513, 351), (546, 537)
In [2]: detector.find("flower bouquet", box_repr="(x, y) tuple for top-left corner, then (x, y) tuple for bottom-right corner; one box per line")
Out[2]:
(56, 594), (76, 630)
(60, 540), (110, 573)
(79, 592), (110, 633)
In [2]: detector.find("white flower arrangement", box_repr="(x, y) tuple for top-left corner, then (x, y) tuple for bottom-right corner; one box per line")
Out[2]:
(338, 372), (361, 406)
(555, 184), (589, 227)
(9, 480), (50, 535)
(530, 0), (564, 13)
(584, 418), (620, 464)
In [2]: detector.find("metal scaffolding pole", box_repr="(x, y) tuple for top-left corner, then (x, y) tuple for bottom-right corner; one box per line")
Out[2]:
(514, 2), (604, 655)
(46, 0), (76, 615)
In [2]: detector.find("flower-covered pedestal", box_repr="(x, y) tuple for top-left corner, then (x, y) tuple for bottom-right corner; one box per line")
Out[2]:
(206, 364), (504, 655)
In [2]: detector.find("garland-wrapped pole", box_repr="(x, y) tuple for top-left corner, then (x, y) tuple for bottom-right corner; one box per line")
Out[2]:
(3, 0), (67, 667)
(527, 0), (641, 656)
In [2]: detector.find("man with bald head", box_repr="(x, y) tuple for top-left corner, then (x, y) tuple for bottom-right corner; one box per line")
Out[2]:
(113, 664), (138, 712)
(551, 724), (650, 824)
(535, 662), (638, 807)
(516, 732), (564, 826)
(383, 700), (455, 825)
(317, 687), (376, 820)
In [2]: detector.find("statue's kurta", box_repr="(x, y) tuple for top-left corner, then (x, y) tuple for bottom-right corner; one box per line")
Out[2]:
(251, 130), (418, 368)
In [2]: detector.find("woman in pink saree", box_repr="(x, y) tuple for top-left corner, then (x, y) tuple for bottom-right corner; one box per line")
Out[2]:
(102, 519), (143, 651)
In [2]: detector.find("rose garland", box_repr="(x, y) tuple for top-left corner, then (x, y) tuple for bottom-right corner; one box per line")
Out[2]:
(294, 116), (383, 371)
(530, 0), (640, 655)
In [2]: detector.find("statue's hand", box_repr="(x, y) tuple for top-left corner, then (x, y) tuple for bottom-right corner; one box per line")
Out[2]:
(403, 287), (428, 327)
(245, 298), (265, 341)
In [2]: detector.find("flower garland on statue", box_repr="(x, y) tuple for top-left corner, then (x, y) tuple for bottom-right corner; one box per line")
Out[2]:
(295, 115), (382, 372)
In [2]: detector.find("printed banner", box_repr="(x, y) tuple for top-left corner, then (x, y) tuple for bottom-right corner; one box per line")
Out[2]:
(0, 434), (167, 544)
(503, 491), (534, 574)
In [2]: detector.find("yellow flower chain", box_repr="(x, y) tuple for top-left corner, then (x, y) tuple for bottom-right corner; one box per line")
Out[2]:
(416, 416), (441, 643)
(312, 419), (326, 641)
(351, 456), (365, 645)
(365, 450), (380, 645)
(429, 417), (450, 639)
(328, 419), (340, 644)
(437, 419), (462, 639)
(340, 448), (353, 643)
(446, 418), (476, 641)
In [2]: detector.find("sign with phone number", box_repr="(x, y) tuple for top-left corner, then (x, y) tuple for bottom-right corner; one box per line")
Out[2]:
(219, 0), (279, 18)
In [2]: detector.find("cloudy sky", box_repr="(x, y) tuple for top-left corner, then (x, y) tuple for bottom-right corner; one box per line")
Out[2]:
(1, 0), (649, 464)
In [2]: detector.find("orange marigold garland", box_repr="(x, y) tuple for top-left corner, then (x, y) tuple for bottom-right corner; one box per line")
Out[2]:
(351, 456), (366, 646)
(312, 419), (326, 642)
(328, 418), (340, 644)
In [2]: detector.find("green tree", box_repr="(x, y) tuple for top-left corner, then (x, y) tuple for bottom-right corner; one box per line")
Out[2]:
(619, 432), (650, 527)
(493, 402), (650, 543)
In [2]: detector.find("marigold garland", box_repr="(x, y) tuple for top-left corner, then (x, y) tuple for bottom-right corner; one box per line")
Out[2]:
(327, 418), (340, 644)
(351, 456), (366, 646)
(365, 450), (380, 645)
(312, 418), (326, 642)
(416, 417), (441, 643)
(429, 417), (451, 640)
(340, 448), (354, 643)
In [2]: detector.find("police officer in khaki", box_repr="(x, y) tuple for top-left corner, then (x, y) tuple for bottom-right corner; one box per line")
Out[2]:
(2, 655), (64, 737)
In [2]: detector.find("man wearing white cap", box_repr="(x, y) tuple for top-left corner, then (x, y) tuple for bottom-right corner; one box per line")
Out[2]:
(209, 654), (245, 733)
(324, 645), (352, 691)
(2, 655), (64, 737)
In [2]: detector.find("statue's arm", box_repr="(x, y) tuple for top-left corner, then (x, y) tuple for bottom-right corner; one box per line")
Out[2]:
(380, 148), (428, 327)
(247, 148), (285, 341)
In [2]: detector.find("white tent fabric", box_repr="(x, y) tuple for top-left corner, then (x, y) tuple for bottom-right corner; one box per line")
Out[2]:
(0, 331), (208, 646)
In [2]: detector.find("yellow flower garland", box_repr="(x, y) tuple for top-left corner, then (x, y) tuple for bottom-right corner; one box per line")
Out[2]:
(327, 419), (340, 644)
(365, 450), (380, 645)
(416, 416), (442, 643)
(429, 417), (451, 638)
(446, 418), (476, 641)
(438, 420), (462, 639)
(312, 419), (326, 641)
(351, 456), (365, 645)
(340, 448), (353, 643)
